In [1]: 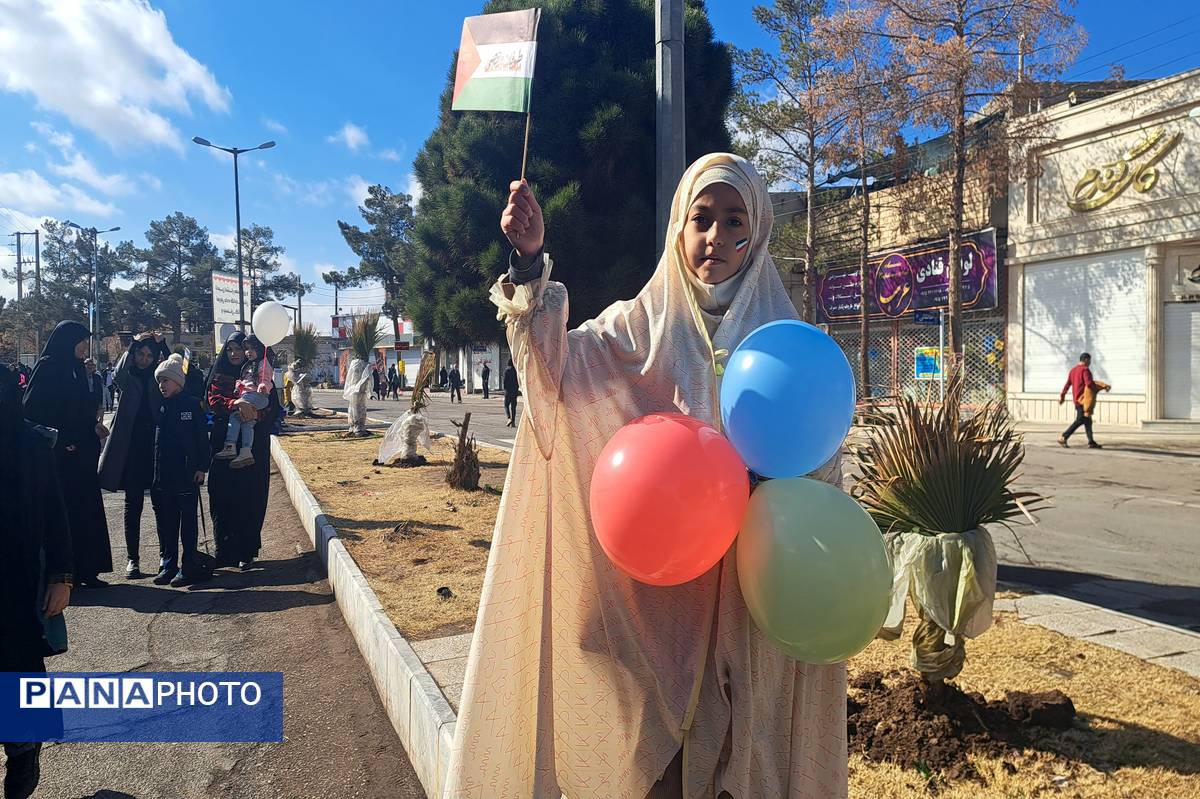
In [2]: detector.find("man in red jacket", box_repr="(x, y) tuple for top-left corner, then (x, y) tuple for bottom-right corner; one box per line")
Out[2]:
(1058, 352), (1103, 449)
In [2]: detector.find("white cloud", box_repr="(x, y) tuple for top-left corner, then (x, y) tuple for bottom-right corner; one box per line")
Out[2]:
(210, 229), (237, 251)
(327, 122), (369, 152)
(0, 0), (230, 152)
(378, 148), (402, 162)
(345, 174), (371, 207)
(0, 169), (118, 218)
(262, 116), (287, 134)
(272, 172), (333, 206)
(404, 172), (424, 207)
(140, 172), (162, 191)
(31, 121), (135, 196)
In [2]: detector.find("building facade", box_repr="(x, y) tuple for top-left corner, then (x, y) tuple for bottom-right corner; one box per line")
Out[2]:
(1006, 68), (1200, 427)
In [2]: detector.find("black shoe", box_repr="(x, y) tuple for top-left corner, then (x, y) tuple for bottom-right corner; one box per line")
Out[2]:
(238, 559), (255, 571)
(78, 575), (109, 588)
(152, 569), (174, 585)
(1088, 441), (1103, 449)
(4, 742), (41, 799)
(126, 560), (144, 579)
(169, 572), (193, 588)
(214, 553), (238, 568)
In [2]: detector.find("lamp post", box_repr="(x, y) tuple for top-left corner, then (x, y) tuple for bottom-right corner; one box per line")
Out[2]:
(192, 137), (276, 332)
(66, 222), (120, 360)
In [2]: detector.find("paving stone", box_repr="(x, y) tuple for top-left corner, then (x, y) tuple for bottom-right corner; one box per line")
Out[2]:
(1025, 609), (1146, 638)
(1015, 594), (1093, 618)
(992, 598), (1018, 613)
(427, 656), (468, 697)
(411, 632), (473, 664)
(1094, 627), (1200, 660)
(1148, 651), (1200, 679)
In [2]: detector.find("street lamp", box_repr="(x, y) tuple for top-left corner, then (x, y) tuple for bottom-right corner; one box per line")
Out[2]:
(192, 136), (276, 332)
(66, 221), (120, 360)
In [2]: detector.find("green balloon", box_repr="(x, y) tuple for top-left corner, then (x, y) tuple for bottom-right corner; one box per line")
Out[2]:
(736, 478), (891, 665)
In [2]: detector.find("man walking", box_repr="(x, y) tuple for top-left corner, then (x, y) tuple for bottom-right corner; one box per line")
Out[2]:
(503, 359), (519, 427)
(481, 363), (491, 400)
(1058, 352), (1109, 449)
(448, 365), (463, 404)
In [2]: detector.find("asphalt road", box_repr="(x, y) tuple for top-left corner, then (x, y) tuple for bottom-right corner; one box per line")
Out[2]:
(36, 473), (425, 799)
(309, 388), (1200, 631)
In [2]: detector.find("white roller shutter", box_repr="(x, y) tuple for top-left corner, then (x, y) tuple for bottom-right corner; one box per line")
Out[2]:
(1163, 303), (1200, 419)
(1023, 249), (1146, 393)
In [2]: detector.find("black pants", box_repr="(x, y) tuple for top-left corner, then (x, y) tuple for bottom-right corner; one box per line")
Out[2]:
(1062, 403), (1095, 444)
(152, 488), (199, 576)
(482, 383), (490, 399)
(124, 486), (149, 564)
(450, 385), (462, 403)
(505, 393), (518, 424)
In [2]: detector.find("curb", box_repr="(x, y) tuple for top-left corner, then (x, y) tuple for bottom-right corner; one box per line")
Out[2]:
(271, 438), (455, 799)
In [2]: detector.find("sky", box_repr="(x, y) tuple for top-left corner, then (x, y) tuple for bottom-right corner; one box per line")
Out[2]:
(2, 0), (1198, 335)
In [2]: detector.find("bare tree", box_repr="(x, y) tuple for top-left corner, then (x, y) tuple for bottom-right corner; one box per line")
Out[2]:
(862, 0), (1082, 357)
(733, 0), (847, 322)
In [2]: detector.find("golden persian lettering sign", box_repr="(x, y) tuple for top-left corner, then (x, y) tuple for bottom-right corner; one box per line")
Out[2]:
(1067, 127), (1182, 212)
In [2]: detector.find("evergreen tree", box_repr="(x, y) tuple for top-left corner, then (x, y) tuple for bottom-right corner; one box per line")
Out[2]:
(138, 212), (221, 342)
(223, 223), (311, 306)
(336, 185), (416, 338)
(406, 0), (734, 347)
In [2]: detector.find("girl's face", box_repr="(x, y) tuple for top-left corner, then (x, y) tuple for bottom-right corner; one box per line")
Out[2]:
(682, 182), (750, 285)
(226, 345), (246, 367)
(133, 344), (156, 370)
(245, 345), (261, 363)
(74, 339), (88, 359)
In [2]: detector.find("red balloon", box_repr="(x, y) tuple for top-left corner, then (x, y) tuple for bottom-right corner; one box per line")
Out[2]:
(590, 413), (750, 586)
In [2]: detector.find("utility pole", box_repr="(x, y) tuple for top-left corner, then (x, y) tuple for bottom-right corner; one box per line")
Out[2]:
(655, 0), (685, 257)
(14, 233), (22, 302)
(297, 273), (304, 329)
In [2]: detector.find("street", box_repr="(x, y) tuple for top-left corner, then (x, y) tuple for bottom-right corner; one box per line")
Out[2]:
(37, 473), (425, 799)
(309, 388), (1200, 632)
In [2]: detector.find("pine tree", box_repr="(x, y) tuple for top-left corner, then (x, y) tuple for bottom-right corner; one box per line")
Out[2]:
(138, 212), (221, 342)
(406, 0), (735, 348)
(223, 223), (310, 307)
(336, 185), (416, 340)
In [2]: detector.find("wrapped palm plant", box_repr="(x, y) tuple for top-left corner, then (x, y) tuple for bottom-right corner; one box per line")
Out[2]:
(378, 351), (438, 466)
(290, 324), (318, 416)
(851, 371), (1044, 686)
(344, 311), (379, 436)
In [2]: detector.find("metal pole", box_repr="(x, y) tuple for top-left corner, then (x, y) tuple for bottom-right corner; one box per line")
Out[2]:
(233, 150), (246, 332)
(91, 230), (98, 361)
(939, 307), (946, 403)
(33, 230), (40, 356)
(14, 233), (22, 302)
(655, 0), (685, 257)
(297, 273), (303, 329)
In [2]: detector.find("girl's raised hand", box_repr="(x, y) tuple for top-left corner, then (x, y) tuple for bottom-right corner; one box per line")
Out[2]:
(500, 179), (544, 258)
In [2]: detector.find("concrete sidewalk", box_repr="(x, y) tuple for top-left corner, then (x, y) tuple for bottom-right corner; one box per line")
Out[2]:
(36, 475), (425, 799)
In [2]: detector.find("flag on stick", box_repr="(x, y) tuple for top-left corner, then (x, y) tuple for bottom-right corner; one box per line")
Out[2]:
(452, 8), (541, 113)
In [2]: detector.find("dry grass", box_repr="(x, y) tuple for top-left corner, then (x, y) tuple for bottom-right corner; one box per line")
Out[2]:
(279, 432), (1199, 796)
(848, 608), (1200, 797)
(278, 431), (505, 640)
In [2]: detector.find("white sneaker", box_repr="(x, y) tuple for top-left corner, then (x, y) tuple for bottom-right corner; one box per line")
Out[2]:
(215, 442), (237, 460)
(230, 447), (255, 469)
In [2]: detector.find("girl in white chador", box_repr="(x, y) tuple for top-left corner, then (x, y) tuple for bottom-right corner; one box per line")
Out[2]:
(443, 153), (846, 799)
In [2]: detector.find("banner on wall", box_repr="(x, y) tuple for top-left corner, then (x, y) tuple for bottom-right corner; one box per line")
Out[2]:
(816, 229), (999, 324)
(211, 271), (253, 324)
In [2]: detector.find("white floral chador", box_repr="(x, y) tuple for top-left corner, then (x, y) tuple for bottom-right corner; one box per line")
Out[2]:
(443, 153), (847, 799)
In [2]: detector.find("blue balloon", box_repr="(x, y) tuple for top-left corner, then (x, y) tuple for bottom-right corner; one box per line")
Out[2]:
(720, 320), (855, 478)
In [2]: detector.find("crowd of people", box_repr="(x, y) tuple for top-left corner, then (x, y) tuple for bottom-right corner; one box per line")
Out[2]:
(1, 323), (279, 798)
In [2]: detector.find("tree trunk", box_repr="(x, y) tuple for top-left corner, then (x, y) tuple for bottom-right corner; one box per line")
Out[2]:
(858, 130), (871, 400)
(447, 412), (480, 490)
(948, 80), (966, 361)
(803, 133), (817, 324)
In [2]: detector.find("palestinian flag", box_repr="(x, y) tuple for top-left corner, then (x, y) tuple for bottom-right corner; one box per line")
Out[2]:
(452, 8), (541, 113)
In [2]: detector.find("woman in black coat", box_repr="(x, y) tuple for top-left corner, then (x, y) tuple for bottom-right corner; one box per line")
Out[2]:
(22, 321), (112, 587)
(205, 334), (279, 568)
(98, 333), (169, 578)
(1, 364), (73, 797)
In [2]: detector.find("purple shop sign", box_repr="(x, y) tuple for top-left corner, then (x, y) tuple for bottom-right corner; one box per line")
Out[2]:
(816, 229), (998, 324)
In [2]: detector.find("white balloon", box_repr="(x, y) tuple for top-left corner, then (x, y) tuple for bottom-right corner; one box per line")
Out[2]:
(252, 301), (291, 346)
